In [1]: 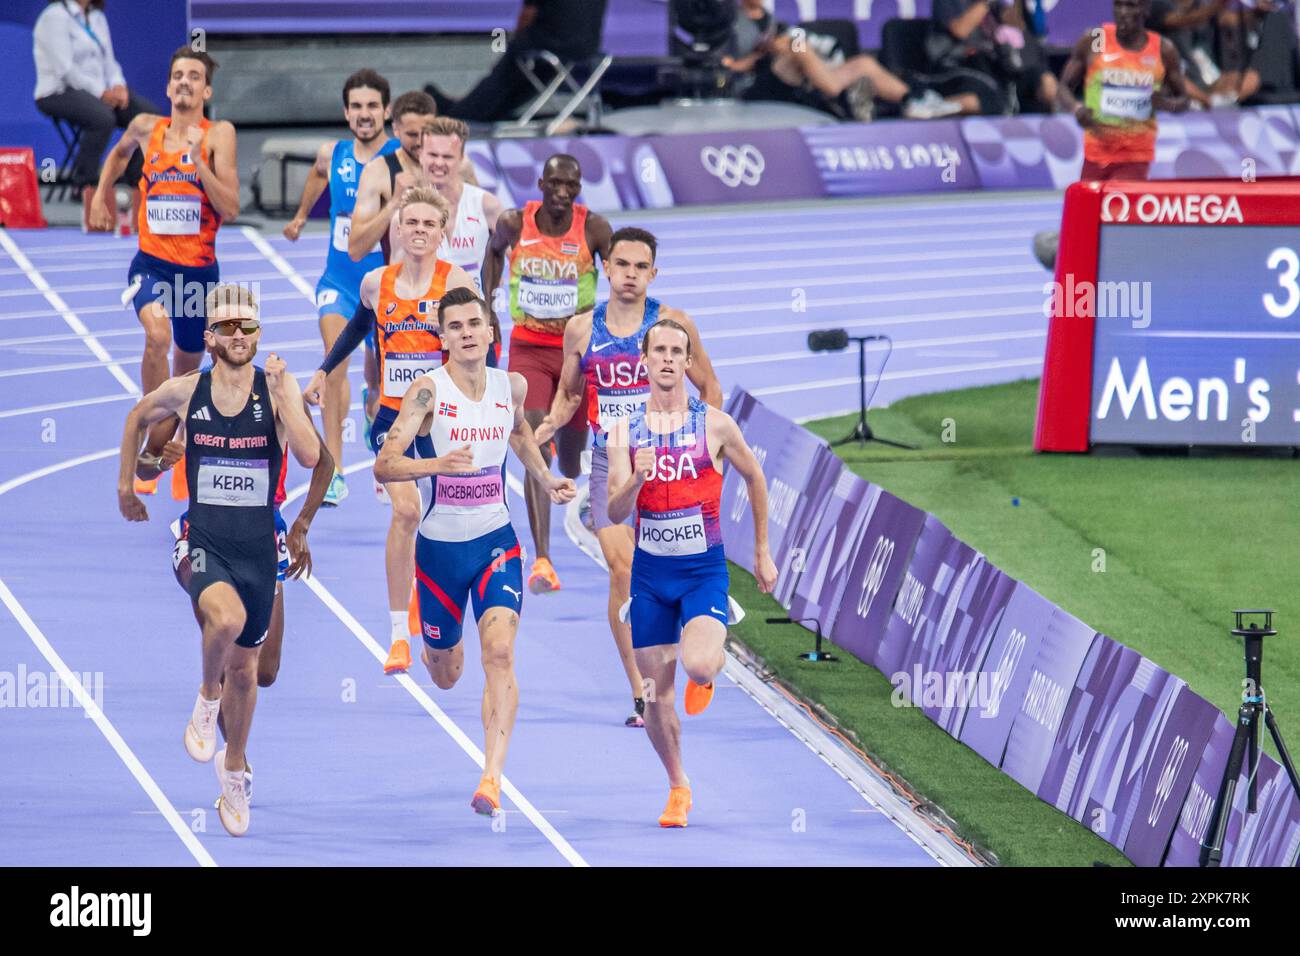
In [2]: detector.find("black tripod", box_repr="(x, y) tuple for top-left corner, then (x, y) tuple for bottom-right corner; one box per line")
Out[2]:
(831, 335), (915, 451)
(1201, 609), (1300, 866)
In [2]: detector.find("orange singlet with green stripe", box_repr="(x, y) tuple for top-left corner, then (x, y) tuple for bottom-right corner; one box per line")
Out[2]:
(137, 118), (221, 267)
(1083, 24), (1165, 165)
(508, 200), (597, 346)
(375, 259), (451, 412)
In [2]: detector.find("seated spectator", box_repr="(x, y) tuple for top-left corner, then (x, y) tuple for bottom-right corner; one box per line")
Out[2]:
(1148, 0), (1225, 108)
(33, 0), (157, 225)
(722, 0), (965, 120)
(1001, 0), (1059, 112)
(425, 0), (607, 123)
(1212, 0), (1299, 105)
(927, 0), (1057, 114)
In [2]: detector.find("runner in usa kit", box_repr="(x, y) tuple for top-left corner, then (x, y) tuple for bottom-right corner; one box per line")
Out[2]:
(606, 319), (778, 829)
(535, 227), (722, 728)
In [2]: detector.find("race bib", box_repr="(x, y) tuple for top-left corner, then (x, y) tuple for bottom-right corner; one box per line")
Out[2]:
(518, 277), (578, 319)
(1100, 85), (1152, 122)
(597, 386), (649, 436)
(196, 457), (269, 507)
(638, 507), (708, 557)
(316, 288), (339, 308)
(146, 194), (202, 235)
(332, 214), (352, 253)
(383, 351), (440, 398)
(436, 466), (504, 507)
(276, 526), (289, 564)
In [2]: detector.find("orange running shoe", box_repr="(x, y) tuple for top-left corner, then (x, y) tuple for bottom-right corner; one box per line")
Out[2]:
(170, 453), (187, 500)
(384, 639), (411, 675)
(658, 786), (692, 827)
(407, 583), (420, 637)
(528, 557), (561, 594)
(684, 679), (715, 716)
(471, 774), (500, 816)
(133, 476), (158, 495)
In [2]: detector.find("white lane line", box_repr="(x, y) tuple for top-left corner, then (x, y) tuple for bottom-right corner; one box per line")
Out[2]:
(699, 304), (1038, 341)
(0, 579), (218, 867)
(0, 230), (139, 395)
(556, 466), (967, 866)
(746, 357), (1043, 398)
(712, 330), (1045, 369)
(632, 265), (1040, 298)
(0, 447), (117, 496)
(0, 393), (137, 421)
(0, 314), (321, 348)
(281, 460), (587, 868)
(643, 211), (1059, 242)
(0, 269), (303, 299)
(0, 448), (217, 867)
(239, 226), (319, 301)
(686, 283), (1038, 317)
(0, 290), (315, 324)
(0, 337), (335, 379)
(659, 246), (1032, 277)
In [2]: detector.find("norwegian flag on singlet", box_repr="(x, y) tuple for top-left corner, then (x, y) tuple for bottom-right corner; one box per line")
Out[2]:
(439, 402), (457, 418)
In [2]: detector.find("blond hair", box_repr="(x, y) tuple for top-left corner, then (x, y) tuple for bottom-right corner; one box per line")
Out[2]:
(205, 283), (258, 323)
(421, 116), (469, 151)
(397, 185), (451, 228)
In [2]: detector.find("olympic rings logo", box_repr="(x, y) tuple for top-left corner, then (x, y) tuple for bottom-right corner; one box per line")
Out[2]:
(700, 145), (765, 188)
(856, 536), (895, 618)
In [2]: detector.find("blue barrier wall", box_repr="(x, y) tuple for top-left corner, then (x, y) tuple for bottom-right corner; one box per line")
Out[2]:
(0, 0), (186, 174)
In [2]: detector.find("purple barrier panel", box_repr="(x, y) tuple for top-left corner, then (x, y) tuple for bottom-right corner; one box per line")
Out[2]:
(1123, 686), (1222, 867)
(787, 470), (877, 639)
(955, 580), (1049, 765)
(773, 445), (843, 610)
(490, 135), (665, 212)
(998, 612), (1097, 792)
(1221, 751), (1300, 867)
(917, 557), (1018, 733)
(1241, 766), (1300, 867)
(1151, 107), (1300, 179)
(1037, 638), (1187, 849)
(962, 115), (1083, 191)
(874, 514), (968, 678)
(828, 489), (926, 667)
(647, 129), (823, 206)
(1163, 713), (1235, 866)
(801, 120), (977, 197)
(719, 394), (823, 578)
(723, 387), (757, 429)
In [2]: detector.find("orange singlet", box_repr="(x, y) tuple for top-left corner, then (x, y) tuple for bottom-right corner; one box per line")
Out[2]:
(1083, 24), (1165, 166)
(137, 118), (222, 267)
(375, 259), (452, 412)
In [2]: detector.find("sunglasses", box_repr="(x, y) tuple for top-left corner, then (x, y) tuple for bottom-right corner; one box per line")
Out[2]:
(208, 319), (261, 336)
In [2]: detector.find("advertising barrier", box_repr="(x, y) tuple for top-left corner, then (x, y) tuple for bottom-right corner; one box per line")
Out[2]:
(1122, 686), (1223, 867)
(721, 388), (1289, 867)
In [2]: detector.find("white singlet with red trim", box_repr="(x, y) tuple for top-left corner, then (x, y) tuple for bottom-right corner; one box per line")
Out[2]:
(438, 184), (491, 292)
(418, 364), (514, 543)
